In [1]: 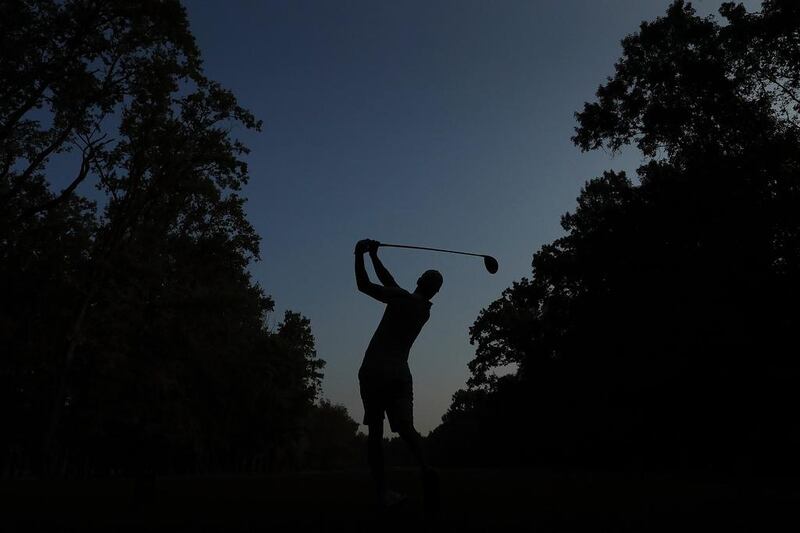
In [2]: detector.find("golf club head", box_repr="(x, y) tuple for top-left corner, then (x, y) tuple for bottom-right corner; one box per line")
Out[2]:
(483, 255), (499, 274)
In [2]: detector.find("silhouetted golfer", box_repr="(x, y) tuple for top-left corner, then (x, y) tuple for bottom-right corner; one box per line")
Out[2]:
(354, 239), (441, 512)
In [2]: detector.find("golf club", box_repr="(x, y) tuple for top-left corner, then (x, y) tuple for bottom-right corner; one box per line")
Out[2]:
(378, 243), (499, 274)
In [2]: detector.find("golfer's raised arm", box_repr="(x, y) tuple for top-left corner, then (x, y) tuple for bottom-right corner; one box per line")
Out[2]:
(355, 239), (402, 303)
(369, 246), (399, 288)
(355, 242), (372, 291)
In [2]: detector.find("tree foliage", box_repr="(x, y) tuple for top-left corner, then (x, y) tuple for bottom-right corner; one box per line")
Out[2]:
(432, 1), (800, 473)
(1, 0), (357, 477)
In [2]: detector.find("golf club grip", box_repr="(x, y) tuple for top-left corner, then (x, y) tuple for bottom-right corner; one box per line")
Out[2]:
(378, 243), (484, 258)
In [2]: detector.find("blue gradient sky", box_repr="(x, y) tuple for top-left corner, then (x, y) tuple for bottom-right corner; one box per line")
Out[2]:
(179, 0), (758, 434)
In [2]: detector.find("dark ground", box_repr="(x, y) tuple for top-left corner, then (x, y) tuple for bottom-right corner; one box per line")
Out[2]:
(2, 468), (798, 532)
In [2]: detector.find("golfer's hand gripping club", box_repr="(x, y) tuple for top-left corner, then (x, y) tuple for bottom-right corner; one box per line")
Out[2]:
(354, 239), (375, 255)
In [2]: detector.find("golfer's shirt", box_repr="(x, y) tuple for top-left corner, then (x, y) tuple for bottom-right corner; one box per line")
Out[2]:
(359, 290), (431, 383)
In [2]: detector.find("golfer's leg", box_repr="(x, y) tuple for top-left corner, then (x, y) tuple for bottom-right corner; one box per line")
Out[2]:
(397, 422), (440, 515)
(396, 424), (430, 472)
(391, 379), (430, 472)
(367, 421), (386, 498)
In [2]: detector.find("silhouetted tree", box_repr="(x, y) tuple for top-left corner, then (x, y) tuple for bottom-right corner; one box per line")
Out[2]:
(299, 400), (362, 470)
(1, 0), (338, 477)
(434, 0), (800, 475)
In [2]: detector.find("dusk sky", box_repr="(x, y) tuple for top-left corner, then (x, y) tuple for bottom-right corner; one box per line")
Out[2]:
(177, 0), (759, 434)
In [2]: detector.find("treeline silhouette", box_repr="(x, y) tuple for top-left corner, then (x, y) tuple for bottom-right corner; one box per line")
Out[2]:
(6, 0), (800, 484)
(0, 0), (360, 478)
(428, 0), (800, 476)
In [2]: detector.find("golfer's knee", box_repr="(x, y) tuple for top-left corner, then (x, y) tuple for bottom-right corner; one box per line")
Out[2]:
(367, 422), (383, 441)
(396, 423), (418, 441)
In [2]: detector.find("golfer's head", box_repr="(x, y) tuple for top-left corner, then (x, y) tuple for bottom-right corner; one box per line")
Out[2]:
(416, 269), (443, 299)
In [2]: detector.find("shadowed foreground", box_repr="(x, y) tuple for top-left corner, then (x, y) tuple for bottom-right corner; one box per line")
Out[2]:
(3, 468), (797, 532)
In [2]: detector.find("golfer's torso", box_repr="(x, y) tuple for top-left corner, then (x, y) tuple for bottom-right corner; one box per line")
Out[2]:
(360, 293), (431, 381)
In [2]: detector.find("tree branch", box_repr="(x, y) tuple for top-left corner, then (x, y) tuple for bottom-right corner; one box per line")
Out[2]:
(2, 53), (121, 207)
(0, 82), (51, 143)
(16, 135), (111, 222)
(761, 69), (800, 109)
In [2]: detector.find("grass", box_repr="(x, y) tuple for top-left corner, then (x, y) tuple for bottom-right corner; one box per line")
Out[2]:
(2, 467), (798, 531)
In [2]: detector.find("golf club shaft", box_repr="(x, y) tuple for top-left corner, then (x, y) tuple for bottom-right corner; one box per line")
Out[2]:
(379, 243), (486, 258)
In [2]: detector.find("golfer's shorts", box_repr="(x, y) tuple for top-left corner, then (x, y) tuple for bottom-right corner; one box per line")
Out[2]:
(359, 377), (413, 432)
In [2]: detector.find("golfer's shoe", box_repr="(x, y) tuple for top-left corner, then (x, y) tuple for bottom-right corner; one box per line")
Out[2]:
(379, 490), (408, 509)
